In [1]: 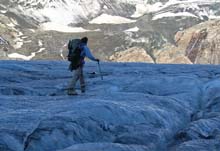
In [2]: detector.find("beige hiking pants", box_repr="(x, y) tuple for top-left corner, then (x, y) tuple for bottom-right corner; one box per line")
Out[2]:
(68, 66), (85, 92)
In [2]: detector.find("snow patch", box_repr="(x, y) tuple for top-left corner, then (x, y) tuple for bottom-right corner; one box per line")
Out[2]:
(131, 2), (163, 18)
(8, 53), (35, 60)
(152, 12), (198, 20)
(209, 15), (220, 19)
(5, 0), (220, 26)
(125, 26), (139, 32)
(0, 10), (7, 13)
(7, 23), (15, 27)
(23, 40), (32, 43)
(40, 22), (100, 33)
(8, 48), (46, 60)
(29, 29), (36, 32)
(38, 40), (43, 47)
(89, 14), (136, 24)
(38, 48), (46, 53)
(60, 43), (68, 60)
(103, 5), (108, 9)
(13, 39), (23, 49)
(13, 0), (102, 25)
(131, 0), (220, 19)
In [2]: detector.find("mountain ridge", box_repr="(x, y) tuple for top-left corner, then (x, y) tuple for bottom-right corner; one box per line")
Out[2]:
(0, 0), (220, 63)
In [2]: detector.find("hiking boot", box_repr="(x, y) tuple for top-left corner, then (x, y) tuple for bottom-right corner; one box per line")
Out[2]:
(67, 89), (78, 95)
(81, 86), (85, 93)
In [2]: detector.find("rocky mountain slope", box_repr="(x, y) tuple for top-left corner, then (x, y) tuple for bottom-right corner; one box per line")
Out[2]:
(0, 0), (220, 63)
(156, 20), (220, 64)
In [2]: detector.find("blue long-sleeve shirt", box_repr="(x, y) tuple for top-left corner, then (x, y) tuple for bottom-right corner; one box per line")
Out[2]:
(80, 43), (96, 64)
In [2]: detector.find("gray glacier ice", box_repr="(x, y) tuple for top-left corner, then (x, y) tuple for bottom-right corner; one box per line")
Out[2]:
(0, 61), (220, 151)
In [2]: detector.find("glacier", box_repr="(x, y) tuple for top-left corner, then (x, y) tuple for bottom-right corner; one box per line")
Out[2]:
(0, 60), (220, 151)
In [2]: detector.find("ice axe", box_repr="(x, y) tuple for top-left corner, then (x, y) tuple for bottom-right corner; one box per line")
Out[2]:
(97, 61), (103, 80)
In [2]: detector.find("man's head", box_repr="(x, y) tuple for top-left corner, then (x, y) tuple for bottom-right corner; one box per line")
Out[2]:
(81, 37), (88, 44)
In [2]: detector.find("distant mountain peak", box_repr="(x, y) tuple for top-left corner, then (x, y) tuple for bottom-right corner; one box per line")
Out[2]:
(0, 0), (220, 62)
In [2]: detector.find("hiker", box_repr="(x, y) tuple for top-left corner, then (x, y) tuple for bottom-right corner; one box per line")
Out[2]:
(67, 37), (99, 95)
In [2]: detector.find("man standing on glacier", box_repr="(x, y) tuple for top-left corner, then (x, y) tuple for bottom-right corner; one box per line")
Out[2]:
(67, 37), (99, 95)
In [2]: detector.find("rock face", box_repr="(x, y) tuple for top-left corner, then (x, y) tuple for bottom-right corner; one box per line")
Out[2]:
(0, 36), (10, 58)
(1, 61), (220, 151)
(156, 20), (220, 64)
(155, 44), (192, 64)
(109, 47), (154, 63)
(187, 20), (220, 64)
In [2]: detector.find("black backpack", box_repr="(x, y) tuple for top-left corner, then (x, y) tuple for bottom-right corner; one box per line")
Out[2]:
(67, 39), (82, 71)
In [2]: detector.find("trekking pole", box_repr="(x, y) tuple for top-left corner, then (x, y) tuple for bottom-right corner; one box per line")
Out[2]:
(97, 61), (103, 80)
